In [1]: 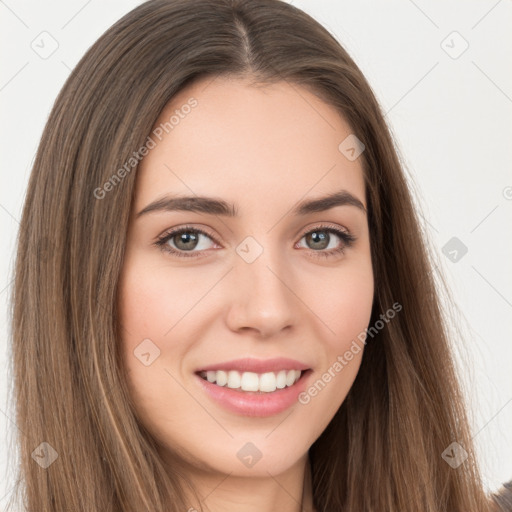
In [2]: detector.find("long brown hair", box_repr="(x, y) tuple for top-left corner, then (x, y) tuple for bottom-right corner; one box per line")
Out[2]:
(7, 0), (505, 510)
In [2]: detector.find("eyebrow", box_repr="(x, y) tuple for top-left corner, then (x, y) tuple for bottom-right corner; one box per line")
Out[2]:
(136, 190), (366, 219)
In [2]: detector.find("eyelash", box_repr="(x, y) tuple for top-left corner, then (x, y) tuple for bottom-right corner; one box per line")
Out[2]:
(154, 223), (356, 260)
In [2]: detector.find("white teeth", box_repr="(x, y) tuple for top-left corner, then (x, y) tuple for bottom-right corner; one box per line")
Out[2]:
(215, 370), (227, 387)
(259, 372), (276, 392)
(276, 370), (287, 389)
(227, 370), (241, 389)
(240, 371), (259, 391)
(199, 369), (303, 392)
(285, 369), (296, 387)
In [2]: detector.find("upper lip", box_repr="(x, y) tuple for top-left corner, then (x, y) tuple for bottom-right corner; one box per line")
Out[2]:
(195, 357), (311, 374)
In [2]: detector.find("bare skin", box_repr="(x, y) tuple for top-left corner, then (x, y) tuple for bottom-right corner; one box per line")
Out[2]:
(117, 75), (374, 512)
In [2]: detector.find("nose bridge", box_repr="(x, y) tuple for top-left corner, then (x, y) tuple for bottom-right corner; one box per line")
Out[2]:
(235, 232), (288, 291)
(227, 233), (296, 335)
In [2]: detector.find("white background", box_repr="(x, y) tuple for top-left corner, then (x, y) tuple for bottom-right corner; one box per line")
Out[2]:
(1, 0), (511, 507)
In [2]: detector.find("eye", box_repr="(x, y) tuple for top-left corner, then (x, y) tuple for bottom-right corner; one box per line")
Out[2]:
(155, 225), (218, 258)
(154, 223), (356, 259)
(296, 223), (356, 259)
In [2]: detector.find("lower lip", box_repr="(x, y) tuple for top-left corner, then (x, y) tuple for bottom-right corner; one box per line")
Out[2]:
(194, 370), (313, 417)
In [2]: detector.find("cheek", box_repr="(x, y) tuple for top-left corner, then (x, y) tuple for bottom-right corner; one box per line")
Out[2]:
(337, 273), (374, 344)
(118, 268), (169, 336)
(116, 260), (203, 439)
(116, 259), (190, 402)
(305, 258), (374, 350)
(295, 262), (373, 431)
(117, 259), (204, 343)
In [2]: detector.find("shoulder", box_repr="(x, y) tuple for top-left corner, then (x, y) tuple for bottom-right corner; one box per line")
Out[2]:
(490, 480), (512, 512)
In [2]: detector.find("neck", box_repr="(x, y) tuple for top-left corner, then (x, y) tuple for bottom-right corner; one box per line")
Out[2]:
(175, 452), (315, 512)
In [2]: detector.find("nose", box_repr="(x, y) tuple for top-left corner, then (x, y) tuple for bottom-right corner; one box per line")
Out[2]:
(225, 243), (298, 339)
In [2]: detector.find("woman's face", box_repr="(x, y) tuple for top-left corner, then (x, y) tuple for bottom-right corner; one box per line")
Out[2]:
(117, 76), (374, 479)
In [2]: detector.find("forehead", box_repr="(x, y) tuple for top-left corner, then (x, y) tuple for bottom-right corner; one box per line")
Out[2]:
(134, 76), (366, 214)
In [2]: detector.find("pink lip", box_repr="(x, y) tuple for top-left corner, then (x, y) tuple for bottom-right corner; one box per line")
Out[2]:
(195, 369), (313, 417)
(195, 357), (311, 374)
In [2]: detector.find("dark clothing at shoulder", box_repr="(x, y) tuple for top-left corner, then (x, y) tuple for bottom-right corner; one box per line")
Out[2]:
(491, 481), (512, 512)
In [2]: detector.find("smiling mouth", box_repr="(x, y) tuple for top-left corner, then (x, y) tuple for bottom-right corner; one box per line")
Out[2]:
(196, 369), (311, 394)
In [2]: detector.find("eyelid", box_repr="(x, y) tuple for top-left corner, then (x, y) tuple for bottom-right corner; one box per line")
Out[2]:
(154, 224), (221, 253)
(297, 221), (351, 238)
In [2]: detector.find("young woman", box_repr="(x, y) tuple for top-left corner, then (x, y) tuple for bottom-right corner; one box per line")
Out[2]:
(8, 0), (511, 510)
